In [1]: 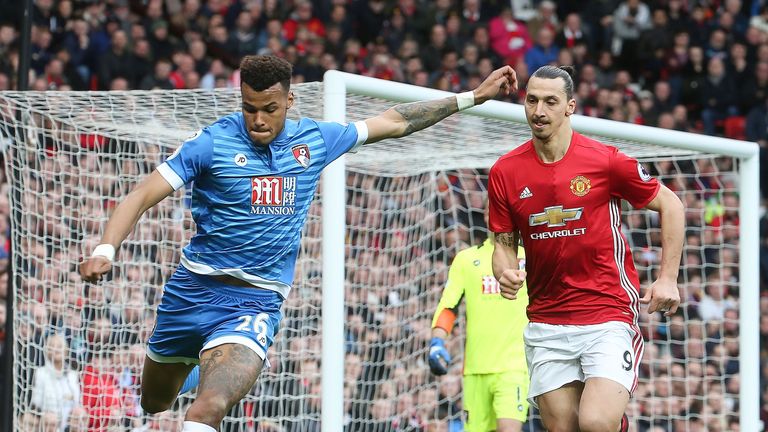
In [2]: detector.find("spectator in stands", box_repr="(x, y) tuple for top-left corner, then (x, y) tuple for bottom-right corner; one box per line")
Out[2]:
(705, 28), (730, 61)
(557, 13), (592, 51)
(46, 286), (66, 332)
(52, 48), (85, 90)
(699, 275), (738, 322)
(284, 0), (325, 43)
(594, 50), (617, 89)
(148, 19), (175, 62)
(42, 57), (67, 90)
(429, 49), (462, 92)
(352, 0), (388, 46)
(30, 25), (54, 76)
(637, 9), (674, 83)
(130, 38), (153, 88)
(98, 29), (132, 90)
(0, 22), (16, 71)
(652, 80), (676, 117)
(612, 0), (652, 72)
(229, 11), (259, 59)
(139, 57), (174, 90)
(421, 24), (452, 72)
(746, 97), (768, 145)
(525, 26), (559, 73)
(742, 61), (768, 113)
(525, 0), (558, 42)
(488, 7), (531, 65)
(62, 18), (95, 85)
(700, 56), (738, 135)
(81, 349), (121, 431)
(31, 333), (80, 430)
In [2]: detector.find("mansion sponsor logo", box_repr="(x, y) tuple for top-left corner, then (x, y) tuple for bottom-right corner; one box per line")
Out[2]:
(251, 176), (297, 215)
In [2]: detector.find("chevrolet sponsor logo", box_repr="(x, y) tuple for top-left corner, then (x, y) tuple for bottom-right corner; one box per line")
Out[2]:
(529, 205), (583, 227)
(529, 205), (586, 240)
(530, 228), (586, 240)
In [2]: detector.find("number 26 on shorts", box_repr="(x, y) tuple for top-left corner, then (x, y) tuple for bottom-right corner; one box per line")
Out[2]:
(235, 313), (270, 347)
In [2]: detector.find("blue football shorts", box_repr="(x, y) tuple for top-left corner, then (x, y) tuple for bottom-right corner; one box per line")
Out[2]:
(147, 265), (283, 365)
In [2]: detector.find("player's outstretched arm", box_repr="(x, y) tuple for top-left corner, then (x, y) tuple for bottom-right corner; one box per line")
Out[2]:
(362, 66), (518, 144)
(639, 185), (685, 316)
(492, 232), (526, 301)
(79, 171), (175, 283)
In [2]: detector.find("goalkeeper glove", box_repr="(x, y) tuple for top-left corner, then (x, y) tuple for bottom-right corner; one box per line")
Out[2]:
(428, 337), (451, 375)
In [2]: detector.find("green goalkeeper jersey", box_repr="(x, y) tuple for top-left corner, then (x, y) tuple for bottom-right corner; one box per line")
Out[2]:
(431, 238), (529, 375)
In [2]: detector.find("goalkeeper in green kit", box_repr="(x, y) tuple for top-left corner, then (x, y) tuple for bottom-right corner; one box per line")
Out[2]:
(429, 201), (529, 432)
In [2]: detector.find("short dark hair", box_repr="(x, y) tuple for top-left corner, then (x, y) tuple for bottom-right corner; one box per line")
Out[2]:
(239, 55), (293, 91)
(529, 65), (576, 99)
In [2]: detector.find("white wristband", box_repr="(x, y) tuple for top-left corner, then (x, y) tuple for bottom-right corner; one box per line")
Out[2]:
(92, 244), (116, 262)
(456, 91), (475, 111)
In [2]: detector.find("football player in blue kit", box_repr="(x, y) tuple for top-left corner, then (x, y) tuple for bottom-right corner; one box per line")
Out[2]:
(80, 55), (517, 431)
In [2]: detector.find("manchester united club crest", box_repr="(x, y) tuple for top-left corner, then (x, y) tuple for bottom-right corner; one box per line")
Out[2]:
(291, 144), (310, 169)
(570, 175), (591, 197)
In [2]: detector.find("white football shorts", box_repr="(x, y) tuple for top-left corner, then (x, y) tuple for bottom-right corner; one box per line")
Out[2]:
(524, 321), (644, 408)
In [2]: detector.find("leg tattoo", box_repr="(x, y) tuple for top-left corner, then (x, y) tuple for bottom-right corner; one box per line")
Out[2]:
(186, 344), (263, 428)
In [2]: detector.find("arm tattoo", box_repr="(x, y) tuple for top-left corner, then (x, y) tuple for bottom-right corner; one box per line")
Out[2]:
(393, 96), (459, 136)
(496, 232), (516, 247)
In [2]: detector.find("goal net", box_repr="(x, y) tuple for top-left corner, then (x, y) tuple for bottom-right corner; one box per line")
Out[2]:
(0, 81), (754, 431)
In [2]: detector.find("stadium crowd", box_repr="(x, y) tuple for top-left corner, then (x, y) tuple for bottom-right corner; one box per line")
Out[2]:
(0, 0), (767, 431)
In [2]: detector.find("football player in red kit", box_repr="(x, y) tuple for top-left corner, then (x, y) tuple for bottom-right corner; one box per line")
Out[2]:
(487, 65), (684, 432)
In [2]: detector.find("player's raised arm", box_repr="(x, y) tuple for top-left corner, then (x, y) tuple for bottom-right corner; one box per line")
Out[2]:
(362, 66), (518, 144)
(79, 171), (175, 283)
(639, 184), (685, 316)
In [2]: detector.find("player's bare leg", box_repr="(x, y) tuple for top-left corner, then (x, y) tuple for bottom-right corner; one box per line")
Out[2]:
(578, 377), (630, 432)
(536, 380), (583, 432)
(496, 418), (523, 432)
(140, 356), (196, 413)
(184, 343), (263, 429)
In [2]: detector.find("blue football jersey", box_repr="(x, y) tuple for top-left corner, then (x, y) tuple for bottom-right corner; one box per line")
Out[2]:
(156, 112), (368, 298)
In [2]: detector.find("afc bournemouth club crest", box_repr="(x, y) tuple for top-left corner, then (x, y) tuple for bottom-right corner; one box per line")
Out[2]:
(570, 175), (591, 197)
(291, 144), (310, 169)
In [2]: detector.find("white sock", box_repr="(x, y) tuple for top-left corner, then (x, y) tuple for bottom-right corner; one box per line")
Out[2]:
(182, 421), (217, 432)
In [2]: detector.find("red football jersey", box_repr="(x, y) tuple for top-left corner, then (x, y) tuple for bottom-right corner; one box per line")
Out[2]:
(488, 132), (660, 325)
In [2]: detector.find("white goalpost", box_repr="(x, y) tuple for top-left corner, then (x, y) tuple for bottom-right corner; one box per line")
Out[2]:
(0, 72), (760, 432)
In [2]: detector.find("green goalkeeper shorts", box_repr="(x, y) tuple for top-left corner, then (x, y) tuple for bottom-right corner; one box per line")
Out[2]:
(463, 370), (529, 431)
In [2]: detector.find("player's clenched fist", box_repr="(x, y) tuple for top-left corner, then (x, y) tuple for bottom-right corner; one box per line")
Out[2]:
(499, 269), (526, 300)
(79, 256), (112, 283)
(473, 65), (518, 104)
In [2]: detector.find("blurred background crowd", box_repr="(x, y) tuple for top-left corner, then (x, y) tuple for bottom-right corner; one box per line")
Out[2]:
(0, 0), (767, 431)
